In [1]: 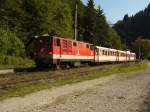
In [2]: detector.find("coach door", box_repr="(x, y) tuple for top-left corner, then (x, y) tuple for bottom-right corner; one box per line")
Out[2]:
(55, 38), (61, 59)
(95, 48), (99, 62)
(116, 51), (119, 62)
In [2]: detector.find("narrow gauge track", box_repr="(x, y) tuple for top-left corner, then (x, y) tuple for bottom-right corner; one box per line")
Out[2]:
(0, 65), (106, 88)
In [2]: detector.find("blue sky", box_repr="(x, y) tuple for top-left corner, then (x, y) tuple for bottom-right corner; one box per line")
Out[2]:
(82, 0), (150, 24)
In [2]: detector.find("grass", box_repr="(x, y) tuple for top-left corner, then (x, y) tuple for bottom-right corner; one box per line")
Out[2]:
(0, 61), (148, 100)
(0, 64), (35, 70)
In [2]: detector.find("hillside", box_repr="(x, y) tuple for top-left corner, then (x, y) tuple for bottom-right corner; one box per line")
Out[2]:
(0, 0), (122, 59)
(114, 4), (150, 47)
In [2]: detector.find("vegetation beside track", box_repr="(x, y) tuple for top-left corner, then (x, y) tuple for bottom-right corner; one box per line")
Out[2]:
(0, 61), (148, 100)
(0, 55), (35, 69)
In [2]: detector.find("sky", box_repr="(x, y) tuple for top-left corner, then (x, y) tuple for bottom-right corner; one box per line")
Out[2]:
(82, 0), (150, 24)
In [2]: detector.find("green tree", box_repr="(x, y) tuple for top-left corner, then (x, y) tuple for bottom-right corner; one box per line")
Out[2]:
(83, 0), (96, 43)
(107, 27), (122, 49)
(114, 3), (150, 48)
(83, 1), (110, 47)
(94, 6), (109, 46)
(47, 0), (74, 38)
(0, 26), (25, 56)
(0, 0), (74, 41)
(133, 38), (150, 59)
(22, 0), (74, 39)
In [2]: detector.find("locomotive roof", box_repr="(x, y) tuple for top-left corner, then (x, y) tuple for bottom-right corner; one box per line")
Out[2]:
(53, 36), (94, 45)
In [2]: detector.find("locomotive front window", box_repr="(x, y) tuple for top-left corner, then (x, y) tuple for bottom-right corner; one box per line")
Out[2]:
(36, 36), (50, 48)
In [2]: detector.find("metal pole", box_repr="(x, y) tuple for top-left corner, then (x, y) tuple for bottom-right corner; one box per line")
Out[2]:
(139, 45), (141, 59)
(74, 0), (78, 40)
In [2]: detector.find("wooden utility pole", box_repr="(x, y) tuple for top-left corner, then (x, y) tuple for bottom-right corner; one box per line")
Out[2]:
(74, 0), (78, 40)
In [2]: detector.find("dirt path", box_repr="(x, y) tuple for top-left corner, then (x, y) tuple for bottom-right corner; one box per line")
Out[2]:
(0, 68), (150, 112)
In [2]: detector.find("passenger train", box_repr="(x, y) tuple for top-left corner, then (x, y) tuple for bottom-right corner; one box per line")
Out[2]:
(33, 34), (136, 68)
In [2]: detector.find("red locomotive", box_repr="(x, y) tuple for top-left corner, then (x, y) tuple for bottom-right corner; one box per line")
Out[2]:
(33, 34), (136, 68)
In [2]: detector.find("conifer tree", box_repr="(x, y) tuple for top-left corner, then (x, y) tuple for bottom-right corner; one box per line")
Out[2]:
(114, 3), (150, 49)
(83, 0), (96, 43)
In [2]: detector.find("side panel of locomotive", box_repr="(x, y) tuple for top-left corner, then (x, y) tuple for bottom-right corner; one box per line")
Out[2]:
(51, 36), (95, 64)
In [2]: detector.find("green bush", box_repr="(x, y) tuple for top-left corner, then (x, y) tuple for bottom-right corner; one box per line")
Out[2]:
(0, 55), (35, 68)
(0, 27), (25, 56)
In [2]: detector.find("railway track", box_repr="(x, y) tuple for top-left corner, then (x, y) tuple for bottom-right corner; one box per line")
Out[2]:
(0, 66), (105, 88)
(0, 62), (139, 88)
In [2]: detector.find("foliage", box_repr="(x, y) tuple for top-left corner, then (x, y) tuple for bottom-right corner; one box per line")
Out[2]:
(0, 0), (123, 60)
(114, 4), (150, 49)
(46, 0), (74, 38)
(133, 38), (150, 59)
(82, 0), (110, 46)
(107, 27), (122, 49)
(0, 55), (35, 68)
(0, 27), (25, 56)
(0, 0), (74, 41)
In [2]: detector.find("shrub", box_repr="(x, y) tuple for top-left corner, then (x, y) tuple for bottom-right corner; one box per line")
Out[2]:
(0, 55), (35, 68)
(0, 26), (25, 56)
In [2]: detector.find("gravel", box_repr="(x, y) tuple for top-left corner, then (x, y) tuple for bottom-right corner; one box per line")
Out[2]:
(0, 68), (150, 112)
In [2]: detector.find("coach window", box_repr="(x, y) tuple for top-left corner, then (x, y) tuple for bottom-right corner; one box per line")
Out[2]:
(105, 51), (107, 56)
(56, 39), (60, 47)
(73, 42), (77, 47)
(109, 51), (111, 56)
(102, 50), (105, 55)
(110, 51), (112, 56)
(99, 50), (101, 56)
(102, 50), (104, 55)
(114, 52), (116, 56)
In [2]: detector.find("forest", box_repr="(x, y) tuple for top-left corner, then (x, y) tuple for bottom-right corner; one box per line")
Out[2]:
(0, 0), (122, 66)
(0, 0), (150, 67)
(114, 4), (150, 59)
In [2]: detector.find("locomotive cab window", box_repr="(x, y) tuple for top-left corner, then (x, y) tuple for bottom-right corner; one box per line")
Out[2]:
(35, 36), (50, 48)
